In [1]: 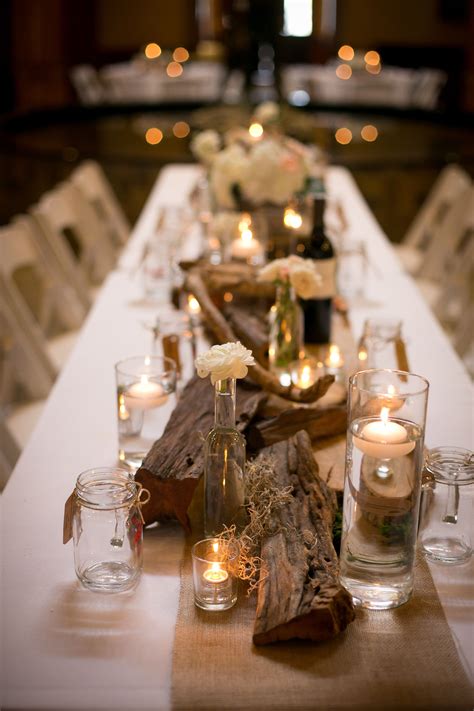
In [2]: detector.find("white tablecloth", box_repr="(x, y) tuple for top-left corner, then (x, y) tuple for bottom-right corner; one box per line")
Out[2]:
(2, 166), (472, 710)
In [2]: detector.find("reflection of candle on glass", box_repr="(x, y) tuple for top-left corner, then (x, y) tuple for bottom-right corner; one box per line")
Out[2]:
(354, 407), (415, 458)
(118, 393), (130, 421)
(124, 375), (168, 410)
(231, 227), (263, 260)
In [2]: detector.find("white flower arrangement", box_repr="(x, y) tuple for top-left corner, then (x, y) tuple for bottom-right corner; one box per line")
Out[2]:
(195, 342), (255, 385)
(258, 256), (322, 300)
(190, 108), (319, 209)
(252, 101), (280, 125)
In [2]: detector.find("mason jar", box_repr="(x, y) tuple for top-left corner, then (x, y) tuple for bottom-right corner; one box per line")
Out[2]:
(72, 467), (149, 593)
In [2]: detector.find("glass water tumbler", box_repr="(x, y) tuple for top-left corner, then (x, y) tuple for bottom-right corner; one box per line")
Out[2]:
(357, 318), (403, 370)
(116, 355), (177, 470)
(340, 369), (429, 610)
(73, 467), (149, 593)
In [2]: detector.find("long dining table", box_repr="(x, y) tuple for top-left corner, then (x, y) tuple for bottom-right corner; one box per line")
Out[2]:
(1, 164), (473, 710)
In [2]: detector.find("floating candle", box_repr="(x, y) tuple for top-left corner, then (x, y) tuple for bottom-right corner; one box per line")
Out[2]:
(123, 375), (168, 410)
(230, 227), (264, 260)
(290, 358), (321, 389)
(354, 407), (415, 459)
(283, 206), (303, 230)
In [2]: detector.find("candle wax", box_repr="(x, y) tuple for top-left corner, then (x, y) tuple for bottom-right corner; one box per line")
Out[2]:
(123, 377), (168, 410)
(203, 563), (228, 584)
(354, 415), (415, 459)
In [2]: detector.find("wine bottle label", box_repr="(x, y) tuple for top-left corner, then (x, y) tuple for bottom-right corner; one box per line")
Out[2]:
(307, 258), (336, 299)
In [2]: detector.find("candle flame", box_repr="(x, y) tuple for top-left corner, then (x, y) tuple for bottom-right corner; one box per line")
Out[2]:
(387, 384), (397, 396)
(140, 374), (149, 387)
(283, 207), (302, 229)
(144, 355), (151, 367)
(328, 344), (341, 366)
(238, 213), (252, 232)
(380, 406), (390, 425)
(187, 294), (201, 314)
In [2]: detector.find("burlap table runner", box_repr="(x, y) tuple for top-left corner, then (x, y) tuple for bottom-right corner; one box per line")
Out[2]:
(171, 313), (472, 710)
(172, 550), (472, 710)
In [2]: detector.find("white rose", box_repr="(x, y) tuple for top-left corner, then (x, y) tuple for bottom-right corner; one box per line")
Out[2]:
(240, 139), (308, 206)
(195, 342), (255, 385)
(253, 101), (279, 125)
(190, 130), (221, 165)
(289, 261), (322, 299)
(210, 144), (248, 209)
(258, 258), (289, 283)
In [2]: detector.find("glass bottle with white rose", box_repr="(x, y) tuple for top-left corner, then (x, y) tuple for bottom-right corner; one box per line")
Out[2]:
(196, 343), (255, 538)
(268, 273), (303, 381)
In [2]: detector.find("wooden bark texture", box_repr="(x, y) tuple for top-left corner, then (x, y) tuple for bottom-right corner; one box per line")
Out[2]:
(253, 431), (355, 645)
(185, 269), (335, 404)
(136, 376), (266, 531)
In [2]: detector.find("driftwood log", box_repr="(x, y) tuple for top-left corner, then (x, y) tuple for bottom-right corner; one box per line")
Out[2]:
(224, 302), (269, 367)
(253, 431), (355, 645)
(185, 269), (335, 404)
(247, 404), (347, 451)
(136, 376), (266, 531)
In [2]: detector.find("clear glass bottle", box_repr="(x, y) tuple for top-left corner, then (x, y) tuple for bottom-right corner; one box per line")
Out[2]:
(204, 378), (246, 537)
(73, 467), (148, 593)
(268, 280), (303, 380)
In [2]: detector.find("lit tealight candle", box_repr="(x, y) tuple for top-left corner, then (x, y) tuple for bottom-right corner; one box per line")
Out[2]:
(354, 407), (415, 459)
(249, 122), (263, 140)
(283, 206), (303, 230)
(187, 294), (201, 316)
(123, 375), (168, 410)
(290, 358), (320, 389)
(230, 227), (264, 261)
(325, 344), (344, 369)
(203, 561), (229, 584)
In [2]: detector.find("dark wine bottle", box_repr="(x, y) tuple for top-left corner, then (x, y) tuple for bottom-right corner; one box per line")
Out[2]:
(300, 194), (336, 344)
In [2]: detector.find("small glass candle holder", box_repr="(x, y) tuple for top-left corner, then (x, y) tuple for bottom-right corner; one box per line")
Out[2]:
(289, 357), (323, 389)
(419, 447), (473, 564)
(230, 212), (266, 266)
(115, 355), (177, 470)
(340, 369), (429, 610)
(324, 344), (345, 382)
(192, 538), (239, 611)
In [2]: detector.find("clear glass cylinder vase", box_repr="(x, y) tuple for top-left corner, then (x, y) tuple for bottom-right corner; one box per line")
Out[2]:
(268, 281), (303, 381)
(204, 378), (246, 537)
(340, 369), (429, 610)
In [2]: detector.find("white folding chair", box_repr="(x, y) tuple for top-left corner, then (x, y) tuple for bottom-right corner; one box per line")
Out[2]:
(71, 160), (130, 248)
(396, 164), (471, 274)
(0, 215), (87, 332)
(32, 181), (117, 287)
(0, 278), (55, 461)
(70, 65), (106, 105)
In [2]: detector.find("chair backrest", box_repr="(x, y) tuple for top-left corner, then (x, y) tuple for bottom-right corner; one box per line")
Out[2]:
(33, 181), (117, 286)
(0, 418), (20, 489)
(0, 216), (88, 337)
(404, 164), (471, 250)
(0, 275), (56, 402)
(419, 184), (474, 282)
(71, 160), (130, 247)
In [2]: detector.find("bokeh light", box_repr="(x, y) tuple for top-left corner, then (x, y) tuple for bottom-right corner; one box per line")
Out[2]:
(338, 45), (354, 61)
(364, 50), (380, 66)
(336, 64), (352, 80)
(145, 128), (163, 145)
(249, 122), (264, 138)
(361, 125), (378, 142)
(366, 62), (382, 75)
(166, 62), (183, 78)
(172, 121), (190, 138)
(335, 128), (353, 145)
(173, 47), (189, 62)
(145, 43), (161, 59)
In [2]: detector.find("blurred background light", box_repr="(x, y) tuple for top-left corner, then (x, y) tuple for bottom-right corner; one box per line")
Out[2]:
(336, 64), (352, 80)
(166, 62), (183, 78)
(172, 121), (190, 138)
(338, 45), (354, 61)
(144, 43), (161, 59)
(145, 128), (163, 145)
(173, 47), (190, 63)
(361, 125), (378, 142)
(335, 128), (353, 145)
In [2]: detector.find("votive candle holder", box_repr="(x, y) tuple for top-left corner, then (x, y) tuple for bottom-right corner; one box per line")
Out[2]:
(192, 538), (238, 611)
